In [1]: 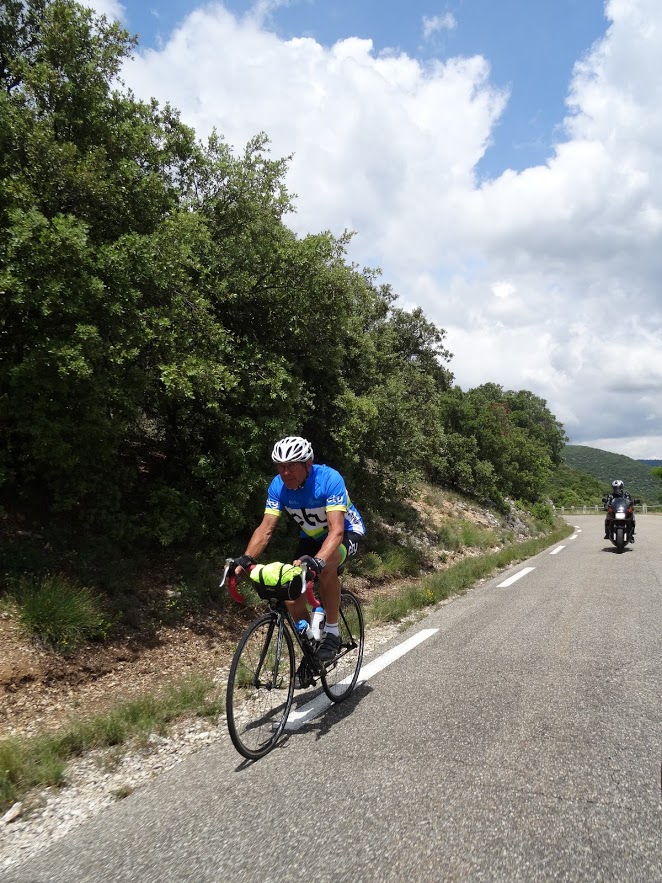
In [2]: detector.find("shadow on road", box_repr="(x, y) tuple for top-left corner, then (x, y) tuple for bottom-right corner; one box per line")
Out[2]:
(297, 681), (374, 743)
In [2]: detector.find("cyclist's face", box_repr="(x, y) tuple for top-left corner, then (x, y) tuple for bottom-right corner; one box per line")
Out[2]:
(277, 461), (309, 489)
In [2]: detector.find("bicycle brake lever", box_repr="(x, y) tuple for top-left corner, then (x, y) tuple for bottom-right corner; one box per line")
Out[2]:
(219, 557), (234, 588)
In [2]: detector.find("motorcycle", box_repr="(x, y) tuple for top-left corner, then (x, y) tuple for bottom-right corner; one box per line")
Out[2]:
(602, 495), (639, 553)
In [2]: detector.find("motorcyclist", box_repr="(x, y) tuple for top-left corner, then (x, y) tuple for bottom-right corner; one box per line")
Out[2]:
(603, 479), (635, 541)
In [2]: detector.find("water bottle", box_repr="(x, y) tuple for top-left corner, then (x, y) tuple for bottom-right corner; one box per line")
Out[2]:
(295, 619), (315, 641)
(310, 606), (325, 641)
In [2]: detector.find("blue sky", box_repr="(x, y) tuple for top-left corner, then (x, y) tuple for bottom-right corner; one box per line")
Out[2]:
(90, 0), (662, 458)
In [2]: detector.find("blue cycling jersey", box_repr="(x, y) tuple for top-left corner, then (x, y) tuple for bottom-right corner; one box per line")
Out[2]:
(265, 463), (366, 540)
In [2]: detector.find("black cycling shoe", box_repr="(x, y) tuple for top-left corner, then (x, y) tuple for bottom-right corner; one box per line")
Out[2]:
(317, 631), (341, 663)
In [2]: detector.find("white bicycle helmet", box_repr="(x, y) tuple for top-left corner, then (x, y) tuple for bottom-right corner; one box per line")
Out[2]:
(611, 479), (624, 492)
(271, 436), (314, 463)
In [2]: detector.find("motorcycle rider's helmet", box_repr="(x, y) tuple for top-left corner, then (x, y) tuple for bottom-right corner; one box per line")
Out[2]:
(271, 436), (314, 463)
(611, 479), (624, 494)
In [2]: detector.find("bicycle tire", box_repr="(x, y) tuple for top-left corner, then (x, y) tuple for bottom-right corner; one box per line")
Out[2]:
(226, 613), (295, 759)
(321, 590), (364, 703)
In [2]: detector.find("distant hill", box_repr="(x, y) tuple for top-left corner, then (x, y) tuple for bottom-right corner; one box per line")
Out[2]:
(562, 445), (662, 504)
(639, 459), (662, 468)
(544, 461), (610, 509)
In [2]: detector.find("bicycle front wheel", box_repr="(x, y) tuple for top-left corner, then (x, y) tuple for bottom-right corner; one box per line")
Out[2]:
(226, 614), (295, 759)
(321, 590), (364, 703)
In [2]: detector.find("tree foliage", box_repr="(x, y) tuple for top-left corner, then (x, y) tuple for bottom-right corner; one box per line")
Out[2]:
(0, 1), (569, 576)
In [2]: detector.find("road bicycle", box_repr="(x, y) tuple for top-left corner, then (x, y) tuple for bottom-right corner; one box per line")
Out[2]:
(219, 558), (365, 760)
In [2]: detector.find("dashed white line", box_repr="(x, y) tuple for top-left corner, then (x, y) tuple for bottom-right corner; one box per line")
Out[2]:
(550, 546), (565, 555)
(497, 567), (535, 588)
(285, 628), (438, 730)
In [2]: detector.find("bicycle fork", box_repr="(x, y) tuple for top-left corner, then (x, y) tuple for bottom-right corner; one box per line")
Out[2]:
(254, 616), (287, 690)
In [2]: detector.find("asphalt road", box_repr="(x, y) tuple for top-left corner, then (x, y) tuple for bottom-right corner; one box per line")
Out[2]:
(6, 515), (662, 882)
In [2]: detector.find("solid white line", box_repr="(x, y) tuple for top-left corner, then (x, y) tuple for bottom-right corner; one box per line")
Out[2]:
(550, 546), (565, 555)
(285, 628), (438, 731)
(497, 567), (535, 588)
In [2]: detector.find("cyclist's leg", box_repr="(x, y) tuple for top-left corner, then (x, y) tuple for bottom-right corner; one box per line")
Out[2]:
(313, 532), (360, 620)
(285, 536), (320, 622)
(317, 533), (362, 660)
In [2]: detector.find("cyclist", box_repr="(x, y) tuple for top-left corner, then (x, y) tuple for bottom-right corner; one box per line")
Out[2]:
(234, 436), (365, 663)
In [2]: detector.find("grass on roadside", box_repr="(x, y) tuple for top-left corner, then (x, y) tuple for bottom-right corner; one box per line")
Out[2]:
(0, 674), (222, 812)
(4, 572), (110, 654)
(365, 520), (574, 624)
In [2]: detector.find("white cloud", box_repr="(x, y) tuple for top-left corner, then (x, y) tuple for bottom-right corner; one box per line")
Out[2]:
(492, 281), (516, 299)
(121, 0), (662, 457)
(86, 0), (125, 20)
(422, 14), (457, 40)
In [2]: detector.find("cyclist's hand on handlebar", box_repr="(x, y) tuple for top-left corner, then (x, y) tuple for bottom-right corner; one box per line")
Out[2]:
(233, 554), (255, 575)
(297, 555), (326, 576)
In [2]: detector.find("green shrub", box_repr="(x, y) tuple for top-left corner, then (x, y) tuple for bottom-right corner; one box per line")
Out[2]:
(531, 502), (554, 526)
(458, 520), (495, 550)
(437, 523), (461, 551)
(353, 552), (385, 579)
(9, 573), (110, 654)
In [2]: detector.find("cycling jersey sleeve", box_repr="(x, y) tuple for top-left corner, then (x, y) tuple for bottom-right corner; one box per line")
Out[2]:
(264, 475), (284, 518)
(323, 470), (349, 513)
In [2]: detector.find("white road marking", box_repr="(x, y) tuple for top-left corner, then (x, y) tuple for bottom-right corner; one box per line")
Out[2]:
(569, 534), (578, 540)
(550, 546), (565, 555)
(285, 628), (438, 730)
(497, 567), (535, 588)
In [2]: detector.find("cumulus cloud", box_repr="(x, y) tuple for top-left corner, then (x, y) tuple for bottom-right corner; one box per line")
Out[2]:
(127, 8), (506, 248)
(120, 0), (662, 457)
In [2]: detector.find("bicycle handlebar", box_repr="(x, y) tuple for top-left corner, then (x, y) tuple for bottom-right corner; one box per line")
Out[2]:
(219, 557), (318, 606)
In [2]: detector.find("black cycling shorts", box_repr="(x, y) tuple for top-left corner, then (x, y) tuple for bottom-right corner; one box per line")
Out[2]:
(294, 531), (361, 574)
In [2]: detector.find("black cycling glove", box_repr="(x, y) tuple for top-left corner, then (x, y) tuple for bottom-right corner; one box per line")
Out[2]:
(298, 555), (326, 576)
(234, 554), (255, 571)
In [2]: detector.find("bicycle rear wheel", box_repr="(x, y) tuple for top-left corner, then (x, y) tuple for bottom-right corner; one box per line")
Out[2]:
(321, 590), (364, 702)
(226, 614), (295, 759)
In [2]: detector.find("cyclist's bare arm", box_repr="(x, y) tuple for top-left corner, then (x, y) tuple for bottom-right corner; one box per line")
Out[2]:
(238, 513), (280, 570)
